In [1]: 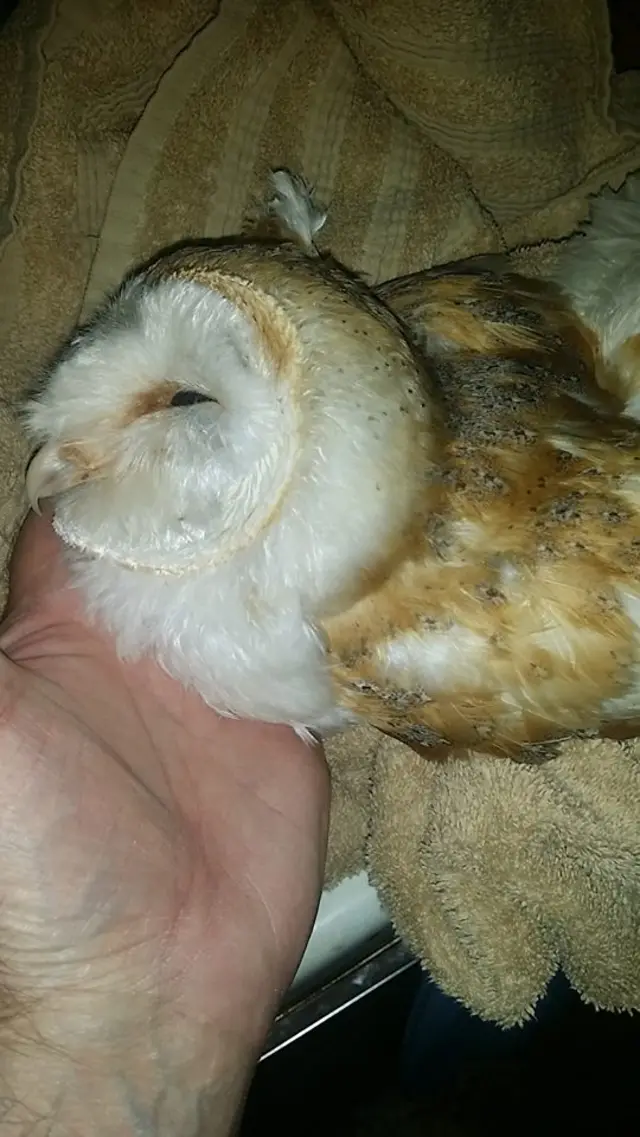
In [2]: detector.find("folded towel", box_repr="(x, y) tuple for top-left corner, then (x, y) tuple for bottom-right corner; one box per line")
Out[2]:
(330, 0), (640, 237)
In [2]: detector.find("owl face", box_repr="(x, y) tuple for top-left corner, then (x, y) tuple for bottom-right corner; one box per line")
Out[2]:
(25, 273), (300, 572)
(25, 241), (436, 622)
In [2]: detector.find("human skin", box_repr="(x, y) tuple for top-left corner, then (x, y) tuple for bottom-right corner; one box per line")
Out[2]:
(0, 512), (329, 1135)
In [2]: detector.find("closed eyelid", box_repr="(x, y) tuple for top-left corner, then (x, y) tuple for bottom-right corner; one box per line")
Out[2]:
(124, 382), (219, 424)
(170, 390), (218, 407)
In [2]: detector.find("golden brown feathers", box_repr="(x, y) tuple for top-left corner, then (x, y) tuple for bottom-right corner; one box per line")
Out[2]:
(322, 263), (640, 760)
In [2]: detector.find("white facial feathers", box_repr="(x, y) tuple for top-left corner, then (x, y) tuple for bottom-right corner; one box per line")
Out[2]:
(23, 228), (434, 731)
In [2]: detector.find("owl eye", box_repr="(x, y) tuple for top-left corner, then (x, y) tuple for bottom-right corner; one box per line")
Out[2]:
(170, 390), (216, 407)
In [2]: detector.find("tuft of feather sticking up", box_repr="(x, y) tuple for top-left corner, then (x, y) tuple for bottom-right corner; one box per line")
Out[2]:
(248, 168), (328, 254)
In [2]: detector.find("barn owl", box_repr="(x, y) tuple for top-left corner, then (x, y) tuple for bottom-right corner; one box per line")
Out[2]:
(24, 172), (640, 760)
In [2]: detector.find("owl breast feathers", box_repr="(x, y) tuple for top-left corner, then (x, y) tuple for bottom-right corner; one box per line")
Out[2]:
(24, 173), (640, 761)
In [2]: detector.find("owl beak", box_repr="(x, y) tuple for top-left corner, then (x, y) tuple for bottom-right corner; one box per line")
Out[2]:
(25, 443), (90, 515)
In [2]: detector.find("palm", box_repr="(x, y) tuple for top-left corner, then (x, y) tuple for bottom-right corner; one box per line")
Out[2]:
(0, 513), (329, 1064)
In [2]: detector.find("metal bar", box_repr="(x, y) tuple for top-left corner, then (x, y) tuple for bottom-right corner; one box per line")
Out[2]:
(260, 936), (418, 1061)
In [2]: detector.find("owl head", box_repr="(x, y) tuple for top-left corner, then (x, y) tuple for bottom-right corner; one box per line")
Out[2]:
(25, 238), (436, 609)
(25, 250), (310, 575)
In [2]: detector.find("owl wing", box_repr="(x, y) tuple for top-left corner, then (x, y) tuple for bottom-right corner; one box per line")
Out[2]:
(320, 261), (640, 761)
(378, 255), (607, 401)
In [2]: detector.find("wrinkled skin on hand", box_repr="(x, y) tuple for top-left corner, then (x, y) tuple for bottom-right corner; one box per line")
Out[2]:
(0, 513), (329, 1134)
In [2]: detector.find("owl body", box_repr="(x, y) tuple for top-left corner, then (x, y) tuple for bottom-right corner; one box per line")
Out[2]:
(25, 177), (640, 758)
(324, 268), (640, 756)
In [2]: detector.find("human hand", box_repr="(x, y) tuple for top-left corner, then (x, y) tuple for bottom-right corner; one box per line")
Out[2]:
(0, 512), (329, 1136)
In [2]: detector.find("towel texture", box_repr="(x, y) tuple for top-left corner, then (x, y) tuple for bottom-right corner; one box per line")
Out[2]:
(329, 0), (640, 234)
(1, 0), (639, 1025)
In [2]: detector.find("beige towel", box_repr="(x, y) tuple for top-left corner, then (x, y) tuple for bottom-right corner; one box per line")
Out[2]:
(370, 734), (640, 1025)
(1, 0), (639, 1025)
(330, 0), (640, 240)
